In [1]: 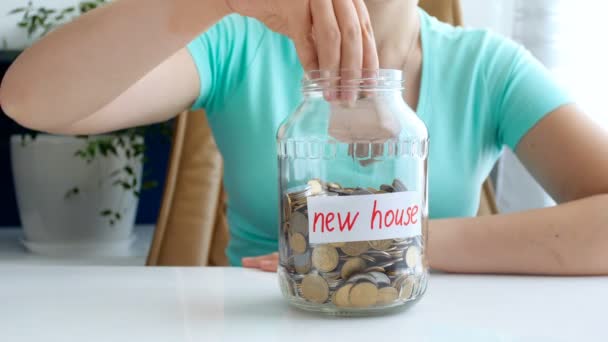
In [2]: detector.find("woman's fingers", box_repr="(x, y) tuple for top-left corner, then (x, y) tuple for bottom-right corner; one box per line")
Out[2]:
(333, 0), (364, 101)
(242, 252), (279, 272)
(290, 2), (319, 71)
(352, 0), (379, 70)
(333, 0), (363, 72)
(311, 0), (342, 72)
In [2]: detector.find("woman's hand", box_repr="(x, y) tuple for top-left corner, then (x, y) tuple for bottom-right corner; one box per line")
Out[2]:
(227, 0), (379, 72)
(242, 252), (279, 272)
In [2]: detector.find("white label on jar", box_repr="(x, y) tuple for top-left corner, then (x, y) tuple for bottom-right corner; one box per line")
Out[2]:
(307, 192), (422, 244)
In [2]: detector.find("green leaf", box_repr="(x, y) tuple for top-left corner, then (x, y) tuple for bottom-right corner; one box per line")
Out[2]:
(142, 180), (158, 190)
(33, 15), (44, 26)
(64, 187), (80, 199)
(124, 166), (134, 175)
(100, 209), (112, 216)
(18, 21), (28, 28)
(27, 18), (37, 37)
(110, 169), (121, 177)
(107, 145), (118, 156)
(8, 8), (27, 15)
(114, 212), (122, 220)
(133, 191), (141, 198)
(62, 7), (76, 14)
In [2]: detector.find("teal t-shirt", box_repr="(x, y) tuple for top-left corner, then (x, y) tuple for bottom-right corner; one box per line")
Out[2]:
(187, 9), (571, 266)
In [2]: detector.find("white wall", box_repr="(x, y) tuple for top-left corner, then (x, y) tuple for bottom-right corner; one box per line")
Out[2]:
(461, 0), (515, 35)
(0, 0), (78, 49)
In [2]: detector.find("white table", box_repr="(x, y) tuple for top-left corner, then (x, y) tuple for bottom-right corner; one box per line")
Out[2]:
(1, 266), (606, 342)
(0, 225), (154, 266)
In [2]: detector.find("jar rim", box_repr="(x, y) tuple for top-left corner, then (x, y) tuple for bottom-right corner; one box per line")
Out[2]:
(302, 69), (404, 92)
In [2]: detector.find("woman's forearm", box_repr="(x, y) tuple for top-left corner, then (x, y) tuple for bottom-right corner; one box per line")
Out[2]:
(0, 0), (230, 130)
(427, 194), (608, 275)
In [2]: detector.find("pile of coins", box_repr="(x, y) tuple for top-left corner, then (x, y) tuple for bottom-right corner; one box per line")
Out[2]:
(280, 179), (427, 309)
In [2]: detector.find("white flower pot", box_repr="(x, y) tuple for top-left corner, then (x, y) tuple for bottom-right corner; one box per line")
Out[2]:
(10, 134), (143, 257)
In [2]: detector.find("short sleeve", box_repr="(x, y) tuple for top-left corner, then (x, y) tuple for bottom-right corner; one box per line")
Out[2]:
(186, 15), (267, 113)
(484, 35), (573, 150)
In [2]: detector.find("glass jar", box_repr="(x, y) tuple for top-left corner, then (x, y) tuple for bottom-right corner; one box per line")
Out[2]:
(277, 70), (429, 316)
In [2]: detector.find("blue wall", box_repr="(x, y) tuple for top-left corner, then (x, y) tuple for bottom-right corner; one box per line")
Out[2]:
(0, 51), (170, 227)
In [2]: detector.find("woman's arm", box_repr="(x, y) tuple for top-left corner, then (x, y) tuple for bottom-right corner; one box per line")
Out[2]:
(0, 0), (231, 133)
(1, 0), (379, 135)
(428, 104), (608, 275)
(245, 105), (608, 275)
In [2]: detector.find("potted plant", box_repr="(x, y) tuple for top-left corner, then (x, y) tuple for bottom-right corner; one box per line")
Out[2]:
(7, 0), (163, 257)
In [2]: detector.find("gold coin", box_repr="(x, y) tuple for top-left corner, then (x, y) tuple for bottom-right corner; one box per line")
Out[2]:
(333, 283), (353, 308)
(289, 233), (307, 255)
(400, 278), (415, 300)
(307, 179), (324, 195)
(312, 245), (339, 272)
(341, 241), (369, 256)
(340, 257), (367, 279)
(283, 194), (292, 220)
(349, 282), (378, 308)
(368, 239), (393, 251)
(405, 246), (422, 268)
(301, 274), (329, 303)
(330, 242), (346, 248)
(288, 212), (309, 236)
(327, 182), (342, 190)
(377, 287), (399, 305)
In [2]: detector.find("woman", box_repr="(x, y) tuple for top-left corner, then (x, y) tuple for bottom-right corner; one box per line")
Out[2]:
(2, 0), (607, 274)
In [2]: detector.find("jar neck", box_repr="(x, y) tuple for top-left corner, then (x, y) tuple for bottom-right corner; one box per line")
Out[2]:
(301, 69), (404, 95)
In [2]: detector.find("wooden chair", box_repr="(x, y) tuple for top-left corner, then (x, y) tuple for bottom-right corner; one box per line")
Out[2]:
(146, 0), (498, 267)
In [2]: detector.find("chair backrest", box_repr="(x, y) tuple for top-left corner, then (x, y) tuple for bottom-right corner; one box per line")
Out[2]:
(147, 0), (495, 267)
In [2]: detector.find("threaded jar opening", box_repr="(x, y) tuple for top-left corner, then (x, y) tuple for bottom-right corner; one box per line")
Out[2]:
(302, 69), (404, 93)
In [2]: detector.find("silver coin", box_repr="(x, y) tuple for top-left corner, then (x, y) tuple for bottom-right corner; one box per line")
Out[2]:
(380, 184), (395, 193)
(392, 179), (408, 192)
(360, 254), (376, 263)
(368, 271), (391, 287)
(329, 188), (354, 196)
(294, 251), (312, 274)
(376, 258), (403, 269)
(347, 273), (377, 285)
(321, 271), (341, 280)
(352, 188), (374, 195)
(287, 185), (312, 200)
(288, 211), (309, 236)
(327, 279), (345, 289)
(405, 246), (422, 268)
(367, 250), (392, 259)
